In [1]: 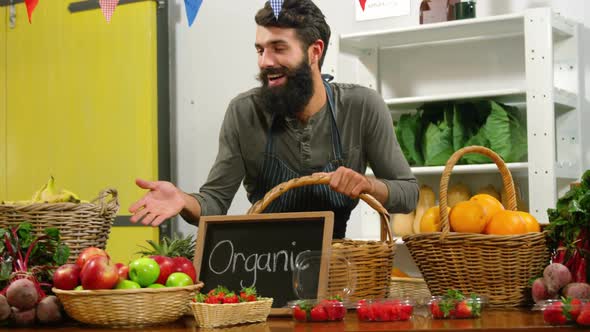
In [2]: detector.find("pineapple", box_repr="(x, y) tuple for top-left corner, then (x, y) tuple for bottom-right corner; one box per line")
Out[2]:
(136, 234), (196, 260)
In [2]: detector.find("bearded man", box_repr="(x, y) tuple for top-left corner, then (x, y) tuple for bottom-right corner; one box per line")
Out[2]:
(129, 0), (418, 239)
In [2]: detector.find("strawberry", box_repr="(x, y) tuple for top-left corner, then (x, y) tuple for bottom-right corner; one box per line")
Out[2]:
(454, 301), (472, 318)
(223, 292), (239, 304)
(430, 302), (445, 319)
(576, 308), (590, 326)
(321, 299), (345, 321)
(565, 298), (582, 320)
(205, 295), (220, 304)
(239, 287), (258, 302)
(293, 305), (307, 322)
(430, 300), (455, 319)
(310, 304), (328, 321)
(543, 302), (568, 325)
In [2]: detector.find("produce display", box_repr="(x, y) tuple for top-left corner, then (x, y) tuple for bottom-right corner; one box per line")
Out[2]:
(356, 299), (414, 322)
(52, 247), (197, 291)
(0, 223), (69, 326)
(290, 298), (346, 322)
(393, 184), (539, 237)
(193, 285), (259, 304)
(546, 170), (590, 284)
(534, 298), (589, 326)
(427, 290), (486, 319)
(0, 176), (85, 205)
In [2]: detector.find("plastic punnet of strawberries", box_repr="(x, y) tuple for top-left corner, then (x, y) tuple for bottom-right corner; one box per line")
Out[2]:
(535, 297), (589, 326)
(356, 298), (415, 322)
(290, 297), (346, 322)
(427, 289), (487, 319)
(193, 285), (259, 304)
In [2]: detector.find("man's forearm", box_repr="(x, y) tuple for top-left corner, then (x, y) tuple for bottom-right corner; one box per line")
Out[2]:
(179, 192), (202, 225)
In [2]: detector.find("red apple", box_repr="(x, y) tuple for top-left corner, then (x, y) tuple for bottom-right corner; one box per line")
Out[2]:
(80, 256), (118, 290)
(114, 263), (129, 281)
(52, 264), (81, 290)
(150, 255), (175, 285)
(172, 257), (196, 283)
(76, 247), (109, 269)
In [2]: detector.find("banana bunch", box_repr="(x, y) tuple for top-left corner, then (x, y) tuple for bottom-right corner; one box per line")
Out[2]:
(31, 176), (82, 203)
(0, 176), (84, 205)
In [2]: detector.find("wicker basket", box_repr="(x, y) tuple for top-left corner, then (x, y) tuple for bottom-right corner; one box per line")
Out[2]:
(402, 146), (550, 307)
(53, 283), (203, 327)
(0, 188), (119, 263)
(248, 174), (395, 302)
(389, 277), (431, 303)
(191, 298), (273, 328)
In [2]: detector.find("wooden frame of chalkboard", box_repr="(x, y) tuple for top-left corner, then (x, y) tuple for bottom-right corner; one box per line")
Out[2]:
(193, 211), (334, 315)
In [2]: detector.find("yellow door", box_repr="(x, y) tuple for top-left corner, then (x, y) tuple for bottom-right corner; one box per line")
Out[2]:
(1, 1), (161, 264)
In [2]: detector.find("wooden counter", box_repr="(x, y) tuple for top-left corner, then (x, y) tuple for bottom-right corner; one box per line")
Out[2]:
(15, 309), (579, 332)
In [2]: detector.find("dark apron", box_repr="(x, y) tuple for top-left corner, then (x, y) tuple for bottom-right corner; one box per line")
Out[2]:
(248, 80), (357, 239)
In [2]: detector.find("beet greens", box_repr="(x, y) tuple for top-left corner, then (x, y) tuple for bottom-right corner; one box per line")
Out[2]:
(546, 169), (590, 283)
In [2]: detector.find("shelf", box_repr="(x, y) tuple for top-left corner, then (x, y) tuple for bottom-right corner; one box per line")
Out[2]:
(340, 11), (574, 52)
(366, 162), (528, 176)
(385, 87), (577, 111)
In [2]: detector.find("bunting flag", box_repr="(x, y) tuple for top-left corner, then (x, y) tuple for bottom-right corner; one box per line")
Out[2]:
(270, 0), (283, 19)
(98, 0), (119, 23)
(24, 0), (38, 23)
(359, 0), (367, 11)
(184, 0), (203, 27)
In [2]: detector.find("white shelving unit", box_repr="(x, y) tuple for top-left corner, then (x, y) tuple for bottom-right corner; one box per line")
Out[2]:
(335, 8), (584, 224)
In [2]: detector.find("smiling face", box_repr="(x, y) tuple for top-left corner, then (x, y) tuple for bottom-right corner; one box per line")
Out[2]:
(255, 26), (322, 117)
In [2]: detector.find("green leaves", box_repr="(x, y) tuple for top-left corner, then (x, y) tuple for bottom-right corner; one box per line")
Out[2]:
(393, 100), (528, 166)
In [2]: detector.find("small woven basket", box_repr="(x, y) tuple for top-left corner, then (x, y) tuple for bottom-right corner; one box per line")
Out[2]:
(389, 277), (431, 303)
(0, 188), (119, 263)
(248, 174), (395, 302)
(191, 298), (273, 328)
(402, 146), (550, 307)
(53, 283), (203, 327)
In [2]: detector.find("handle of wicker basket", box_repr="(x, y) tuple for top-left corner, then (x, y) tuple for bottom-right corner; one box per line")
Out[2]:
(91, 188), (120, 218)
(247, 174), (393, 242)
(439, 146), (517, 236)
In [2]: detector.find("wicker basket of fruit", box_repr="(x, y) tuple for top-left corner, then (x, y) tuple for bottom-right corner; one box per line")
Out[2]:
(53, 283), (203, 327)
(248, 174), (395, 302)
(0, 177), (118, 263)
(403, 146), (550, 307)
(191, 287), (273, 328)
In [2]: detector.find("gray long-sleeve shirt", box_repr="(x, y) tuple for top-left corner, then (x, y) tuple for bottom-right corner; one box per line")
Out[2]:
(191, 83), (419, 220)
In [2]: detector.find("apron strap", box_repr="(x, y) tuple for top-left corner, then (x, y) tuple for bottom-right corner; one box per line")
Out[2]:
(322, 80), (344, 161)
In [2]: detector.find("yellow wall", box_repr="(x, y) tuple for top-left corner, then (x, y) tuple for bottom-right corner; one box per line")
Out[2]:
(1, 1), (160, 261)
(0, 6), (6, 200)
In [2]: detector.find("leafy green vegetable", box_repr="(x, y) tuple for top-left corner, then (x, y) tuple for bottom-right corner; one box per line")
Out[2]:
(395, 112), (424, 166)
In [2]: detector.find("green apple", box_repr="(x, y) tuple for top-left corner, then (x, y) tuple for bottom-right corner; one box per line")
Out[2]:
(147, 283), (166, 289)
(165, 272), (193, 287)
(115, 279), (141, 289)
(74, 285), (84, 291)
(128, 257), (160, 287)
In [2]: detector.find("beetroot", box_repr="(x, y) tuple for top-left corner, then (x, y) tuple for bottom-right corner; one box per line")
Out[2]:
(532, 277), (557, 303)
(0, 295), (10, 321)
(6, 279), (38, 310)
(12, 306), (36, 326)
(562, 282), (590, 299)
(544, 263), (572, 293)
(36, 295), (63, 324)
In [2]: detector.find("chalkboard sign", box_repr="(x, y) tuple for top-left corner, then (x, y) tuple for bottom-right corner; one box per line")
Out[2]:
(193, 212), (334, 314)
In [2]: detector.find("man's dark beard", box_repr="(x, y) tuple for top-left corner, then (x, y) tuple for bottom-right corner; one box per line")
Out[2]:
(257, 57), (314, 119)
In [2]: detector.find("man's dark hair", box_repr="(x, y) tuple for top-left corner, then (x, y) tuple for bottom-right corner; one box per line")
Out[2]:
(255, 0), (331, 69)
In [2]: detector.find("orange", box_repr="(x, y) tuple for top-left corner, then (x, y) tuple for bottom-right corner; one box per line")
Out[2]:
(484, 210), (527, 235)
(449, 201), (487, 233)
(517, 211), (541, 232)
(420, 206), (451, 233)
(469, 194), (504, 225)
(391, 267), (409, 278)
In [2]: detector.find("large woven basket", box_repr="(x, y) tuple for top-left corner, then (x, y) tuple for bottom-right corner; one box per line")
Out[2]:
(389, 277), (431, 303)
(191, 298), (273, 328)
(0, 188), (119, 263)
(402, 146), (550, 307)
(53, 283), (203, 327)
(248, 174), (395, 302)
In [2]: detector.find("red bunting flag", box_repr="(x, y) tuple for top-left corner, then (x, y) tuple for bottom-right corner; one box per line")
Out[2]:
(359, 0), (367, 11)
(99, 0), (119, 23)
(24, 0), (38, 23)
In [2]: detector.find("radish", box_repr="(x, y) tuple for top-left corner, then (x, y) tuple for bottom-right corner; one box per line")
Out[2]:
(6, 278), (38, 310)
(36, 295), (63, 324)
(543, 263), (572, 294)
(12, 306), (36, 326)
(0, 295), (10, 321)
